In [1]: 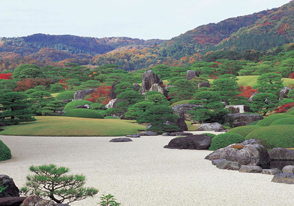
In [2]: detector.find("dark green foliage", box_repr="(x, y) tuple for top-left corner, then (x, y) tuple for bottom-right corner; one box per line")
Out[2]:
(209, 133), (245, 150)
(227, 125), (261, 138)
(56, 91), (75, 100)
(286, 107), (294, 115)
(21, 164), (98, 204)
(200, 133), (216, 137)
(12, 64), (42, 80)
(90, 103), (106, 110)
(256, 114), (286, 126)
(25, 89), (37, 95)
(168, 79), (195, 103)
(212, 76), (239, 104)
(145, 94), (169, 106)
(124, 101), (154, 120)
(99, 194), (121, 206)
(114, 82), (135, 94)
(63, 109), (104, 119)
(246, 121), (259, 126)
(269, 117), (294, 126)
(245, 125), (294, 149)
(63, 100), (92, 112)
(254, 73), (284, 96)
(0, 140), (11, 161)
(50, 84), (64, 93)
(250, 93), (279, 116)
(34, 85), (47, 91)
(0, 79), (16, 93)
(42, 100), (65, 116)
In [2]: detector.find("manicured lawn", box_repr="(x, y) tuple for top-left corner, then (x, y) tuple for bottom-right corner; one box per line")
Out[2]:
(0, 116), (146, 136)
(237, 76), (294, 87)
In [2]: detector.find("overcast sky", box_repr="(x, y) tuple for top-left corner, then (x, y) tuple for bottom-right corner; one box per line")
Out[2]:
(0, 0), (291, 40)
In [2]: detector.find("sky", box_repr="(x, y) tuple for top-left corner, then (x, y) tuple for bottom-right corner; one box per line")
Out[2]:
(0, 0), (291, 40)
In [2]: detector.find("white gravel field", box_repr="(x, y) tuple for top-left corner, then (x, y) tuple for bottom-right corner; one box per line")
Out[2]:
(1, 133), (294, 206)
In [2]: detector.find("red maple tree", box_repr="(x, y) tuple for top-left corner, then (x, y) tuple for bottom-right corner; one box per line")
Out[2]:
(85, 85), (112, 104)
(238, 86), (257, 99)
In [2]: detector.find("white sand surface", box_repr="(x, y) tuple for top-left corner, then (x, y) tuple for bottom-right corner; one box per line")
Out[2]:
(1, 133), (294, 206)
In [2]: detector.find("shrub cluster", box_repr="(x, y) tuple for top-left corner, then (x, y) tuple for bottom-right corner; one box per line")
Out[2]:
(269, 117), (294, 126)
(209, 133), (245, 150)
(56, 91), (75, 101)
(63, 100), (92, 112)
(63, 109), (104, 119)
(0, 140), (12, 161)
(256, 114), (286, 126)
(227, 125), (261, 138)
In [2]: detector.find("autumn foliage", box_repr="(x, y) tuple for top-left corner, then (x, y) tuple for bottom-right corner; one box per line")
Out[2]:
(238, 86), (257, 99)
(274, 102), (294, 113)
(85, 86), (112, 104)
(15, 78), (52, 91)
(0, 73), (12, 80)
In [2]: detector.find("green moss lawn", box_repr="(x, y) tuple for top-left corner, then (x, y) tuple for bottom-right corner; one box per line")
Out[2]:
(0, 116), (146, 136)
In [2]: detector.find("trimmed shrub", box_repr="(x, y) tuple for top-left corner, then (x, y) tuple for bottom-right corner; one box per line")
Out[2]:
(209, 133), (245, 150)
(0, 140), (12, 161)
(63, 109), (104, 119)
(170, 100), (191, 107)
(256, 114), (286, 126)
(63, 100), (92, 112)
(286, 107), (294, 115)
(269, 117), (294, 126)
(56, 91), (75, 101)
(50, 84), (64, 93)
(227, 125), (261, 138)
(246, 121), (259, 126)
(245, 125), (294, 149)
(90, 103), (106, 110)
(200, 133), (216, 137)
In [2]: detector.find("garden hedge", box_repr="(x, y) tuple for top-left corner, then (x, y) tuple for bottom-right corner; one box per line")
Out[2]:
(0, 140), (12, 161)
(245, 125), (294, 149)
(63, 100), (92, 112)
(227, 125), (261, 138)
(56, 91), (75, 101)
(256, 114), (286, 126)
(269, 117), (294, 126)
(209, 133), (245, 151)
(63, 109), (104, 119)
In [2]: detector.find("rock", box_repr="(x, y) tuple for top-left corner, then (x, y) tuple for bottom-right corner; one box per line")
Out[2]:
(272, 173), (294, 184)
(197, 122), (224, 132)
(186, 70), (199, 80)
(0, 175), (19, 197)
(109, 82), (120, 99)
(269, 148), (294, 160)
(74, 89), (95, 100)
(133, 83), (140, 92)
(248, 93), (259, 102)
(216, 159), (240, 170)
(198, 82), (210, 89)
(164, 135), (213, 150)
(224, 113), (262, 127)
(205, 144), (270, 167)
(176, 118), (188, 132)
(282, 165), (294, 173)
(149, 83), (168, 96)
(239, 165), (262, 173)
(0, 197), (26, 206)
(172, 104), (201, 121)
(126, 135), (141, 138)
(169, 132), (193, 136)
(211, 159), (226, 165)
(241, 139), (260, 145)
(262, 168), (281, 175)
(280, 87), (291, 100)
(225, 105), (253, 114)
(140, 70), (163, 95)
(136, 131), (158, 136)
(109, 138), (132, 142)
(20, 195), (56, 206)
(62, 99), (72, 103)
(76, 104), (90, 109)
(161, 132), (170, 136)
(105, 99), (116, 109)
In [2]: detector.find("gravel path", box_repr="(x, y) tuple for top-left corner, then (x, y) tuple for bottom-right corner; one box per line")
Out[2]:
(1, 133), (294, 206)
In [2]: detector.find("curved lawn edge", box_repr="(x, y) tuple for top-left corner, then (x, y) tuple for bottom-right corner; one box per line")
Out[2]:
(0, 116), (146, 136)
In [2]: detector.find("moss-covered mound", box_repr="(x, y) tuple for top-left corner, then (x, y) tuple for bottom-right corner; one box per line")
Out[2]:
(209, 133), (245, 151)
(286, 107), (294, 115)
(63, 100), (92, 112)
(227, 125), (261, 138)
(256, 114), (286, 126)
(270, 117), (294, 126)
(0, 140), (12, 161)
(63, 109), (104, 119)
(245, 125), (294, 149)
(56, 91), (75, 100)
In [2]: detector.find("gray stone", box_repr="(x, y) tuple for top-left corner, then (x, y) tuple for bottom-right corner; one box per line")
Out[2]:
(241, 139), (260, 145)
(205, 144), (270, 167)
(212, 159), (226, 165)
(76, 104), (90, 109)
(186, 70), (199, 80)
(176, 118), (188, 132)
(140, 70), (163, 95)
(109, 138), (132, 142)
(0, 175), (19, 197)
(269, 148), (294, 160)
(197, 122), (224, 132)
(21, 195), (55, 206)
(133, 83), (140, 92)
(282, 165), (294, 173)
(169, 132), (193, 136)
(225, 105), (253, 114)
(262, 168), (281, 175)
(149, 83), (168, 96)
(172, 104), (201, 121)
(136, 131), (158, 136)
(224, 113), (262, 127)
(162, 132), (170, 136)
(272, 173), (294, 184)
(239, 165), (262, 173)
(126, 135), (141, 138)
(280, 87), (291, 100)
(216, 159), (240, 170)
(74, 89), (95, 100)
(198, 82), (210, 89)
(164, 135), (213, 150)
(0, 197), (25, 206)
(248, 93), (259, 102)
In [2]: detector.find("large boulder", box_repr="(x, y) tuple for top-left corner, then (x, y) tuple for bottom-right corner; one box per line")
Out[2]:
(280, 87), (291, 100)
(149, 83), (168, 96)
(216, 159), (241, 170)
(224, 113), (262, 127)
(172, 104), (201, 121)
(197, 122), (224, 132)
(205, 143), (270, 167)
(20, 195), (56, 206)
(176, 118), (188, 132)
(73, 89), (95, 100)
(262, 168), (281, 175)
(198, 82), (210, 89)
(0, 175), (19, 197)
(164, 135), (213, 150)
(225, 105), (253, 114)
(239, 165), (262, 173)
(133, 83), (140, 92)
(0, 197), (26, 206)
(272, 173), (294, 184)
(140, 70), (163, 95)
(186, 70), (199, 80)
(110, 138), (132, 142)
(269, 148), (294, 160)
(282, 165), (294, 173)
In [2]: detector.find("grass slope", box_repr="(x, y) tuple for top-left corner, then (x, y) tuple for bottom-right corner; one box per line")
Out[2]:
(0, 116), (145, 136)
(237, 76), (294, 87)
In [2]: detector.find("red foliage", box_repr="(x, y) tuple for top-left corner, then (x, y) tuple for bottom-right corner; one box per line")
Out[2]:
(85, 86), (112, 104)
(15, 78), (52, 91)
(274, 102), (294, 113)
(289, 73), (294, 79)
(59, 78), (70, 89)
(238, 86), (257, 99)
(0, 73), (12, 80)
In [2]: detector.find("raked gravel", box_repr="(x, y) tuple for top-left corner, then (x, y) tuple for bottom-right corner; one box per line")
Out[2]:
(1, 132), (294, 206)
